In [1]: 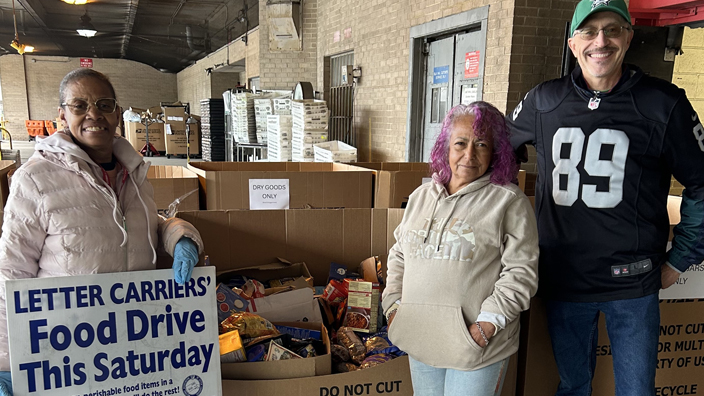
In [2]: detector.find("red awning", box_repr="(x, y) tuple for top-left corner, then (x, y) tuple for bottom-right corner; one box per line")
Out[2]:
(629, 0), (704, 26)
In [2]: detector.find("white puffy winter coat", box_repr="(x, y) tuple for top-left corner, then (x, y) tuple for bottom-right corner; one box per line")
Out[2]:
(0, 133), (204, 371)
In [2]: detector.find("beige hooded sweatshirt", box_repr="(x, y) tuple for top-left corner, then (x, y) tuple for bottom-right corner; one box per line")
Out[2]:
(382, 173), (539, 371)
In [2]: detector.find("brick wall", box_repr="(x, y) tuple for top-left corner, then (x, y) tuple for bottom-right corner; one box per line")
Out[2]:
(315, 0), (527, 162)
(0, 54), (177, 140)
(257, 0), (318, 90)
(176, 28), (259, 115)
(0, 55), (29, 139)
(509, 0), (576, 172)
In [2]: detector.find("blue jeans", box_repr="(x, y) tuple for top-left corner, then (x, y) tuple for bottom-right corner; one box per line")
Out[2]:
(408, 355), (509, 396)
(546, 293), (660, 396)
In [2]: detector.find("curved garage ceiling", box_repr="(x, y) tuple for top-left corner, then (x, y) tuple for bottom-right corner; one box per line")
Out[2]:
(0, 0), (258, 73)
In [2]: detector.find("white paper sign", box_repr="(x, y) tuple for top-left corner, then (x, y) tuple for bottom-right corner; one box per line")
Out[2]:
(6, 268), (222, 396)
(249, 179), (290, 210)
(461, 85), (478, 105)
(165, 124), (173, 135)
(659, 243), (704, 299)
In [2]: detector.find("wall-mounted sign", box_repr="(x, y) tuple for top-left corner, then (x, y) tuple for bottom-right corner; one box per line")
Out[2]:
(433, 66), (449, 84)
(464, 51), (480, 78)
(80, 58), (93, 68)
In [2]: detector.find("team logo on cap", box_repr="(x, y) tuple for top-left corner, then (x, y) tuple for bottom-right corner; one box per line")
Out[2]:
(592, 0), (610, 9)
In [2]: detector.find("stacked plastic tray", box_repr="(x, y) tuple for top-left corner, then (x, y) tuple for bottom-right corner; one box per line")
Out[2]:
(200, 98), (226, 161)
(231, 93), (256, 144)
(267, 115), (293, 162)
(254, 99), (273, 144)
(291, 100), (329, 162)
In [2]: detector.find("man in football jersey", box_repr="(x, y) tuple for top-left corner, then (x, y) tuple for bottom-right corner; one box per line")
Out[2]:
(507, 0), (704, 395)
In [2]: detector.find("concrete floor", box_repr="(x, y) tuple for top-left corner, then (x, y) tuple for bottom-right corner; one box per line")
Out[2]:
(8, 141), (198, 168)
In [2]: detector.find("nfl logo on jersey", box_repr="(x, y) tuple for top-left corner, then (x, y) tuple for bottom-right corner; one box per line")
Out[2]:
(613, 268), (620, 276)
(592, 0), (610, 10)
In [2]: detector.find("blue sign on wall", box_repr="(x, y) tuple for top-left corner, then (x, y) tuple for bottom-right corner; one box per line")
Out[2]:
(433, 66), (449, 84)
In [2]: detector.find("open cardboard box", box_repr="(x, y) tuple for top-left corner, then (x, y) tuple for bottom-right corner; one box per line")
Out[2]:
(351, 162), (430, 208)
(221, 322), (331, 381)
(147, 165), (199, 216)
(186, 162), (373, 210)
(178, 208), (518, 396)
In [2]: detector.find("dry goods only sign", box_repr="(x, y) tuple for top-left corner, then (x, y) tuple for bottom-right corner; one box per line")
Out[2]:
(5, 268), (221, 396)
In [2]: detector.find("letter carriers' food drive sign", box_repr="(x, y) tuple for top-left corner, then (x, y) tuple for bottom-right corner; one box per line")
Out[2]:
(249, 179), (290, 210)
(6, 268), (221, 396)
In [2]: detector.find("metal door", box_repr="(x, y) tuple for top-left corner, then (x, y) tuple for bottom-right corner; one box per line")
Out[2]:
(421, 36), (454, 162)
(420, 28), (485, 162)
(453, 28), (484, 107)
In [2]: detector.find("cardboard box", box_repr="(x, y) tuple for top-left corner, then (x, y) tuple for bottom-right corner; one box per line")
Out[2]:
(222, 354), (518, 396)
(162, 106), (200, 156)
(176, 209), (402, 282)
(179, 208), (519, 396)
(147, 165), (199, 216)
(351, 163), (430, 209)
(186, 162), (373, 210)
(124, 122), (166, 152)
(220, 322), (331, 380)
(516, 298), (704, 396)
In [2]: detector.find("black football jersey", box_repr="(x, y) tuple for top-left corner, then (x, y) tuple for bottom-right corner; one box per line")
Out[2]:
(507, 65), (704, 302)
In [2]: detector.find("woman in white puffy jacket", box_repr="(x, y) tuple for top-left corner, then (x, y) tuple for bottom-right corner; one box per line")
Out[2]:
(0, 69), (204, 395)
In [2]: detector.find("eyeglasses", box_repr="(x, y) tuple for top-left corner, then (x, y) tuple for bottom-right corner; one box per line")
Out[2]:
(61, 98), (118, 115)
(573, 25), (631, 41)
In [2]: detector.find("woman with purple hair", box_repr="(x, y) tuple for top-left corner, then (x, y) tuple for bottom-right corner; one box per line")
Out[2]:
(381, 102), (539, 395)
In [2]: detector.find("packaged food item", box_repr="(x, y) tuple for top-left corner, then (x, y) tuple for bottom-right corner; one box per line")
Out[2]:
(364, 335), (390, 355)
(216, 283), (250, 323)
(266, 341), (302, 361)
(219, 331), (246, 363)
(219, 312), (279, 338)
(337, 327), (366, 364)
(331, 344), (350, 363)
(359, 353), (393, 369)
(334, 362), (359, 373)
(221, 274), (250, 289)
(241, 279), (266, 299)
(328, 263), (348, 283)
(295, 344), (317, 358)
(275, 325), (322, 340)
(343, 279), (380, 333)
(246, 344), (267, 362)
(323, 279), (348, 305)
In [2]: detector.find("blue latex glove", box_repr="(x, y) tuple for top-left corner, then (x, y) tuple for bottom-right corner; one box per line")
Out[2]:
(0, 371), (12, 396)
(173, 237), (198, 284)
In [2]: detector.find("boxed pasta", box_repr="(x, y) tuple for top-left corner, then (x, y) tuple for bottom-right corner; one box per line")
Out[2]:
(343, 279), (380, 333)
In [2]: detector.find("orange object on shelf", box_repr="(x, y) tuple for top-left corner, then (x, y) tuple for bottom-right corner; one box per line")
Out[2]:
(45, 120), (57, 135)
(27, 128), (45, 137)
(25, 120), (47, 137)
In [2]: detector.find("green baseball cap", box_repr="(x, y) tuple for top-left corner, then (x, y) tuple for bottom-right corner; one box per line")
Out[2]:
(571, 0), (632, 37)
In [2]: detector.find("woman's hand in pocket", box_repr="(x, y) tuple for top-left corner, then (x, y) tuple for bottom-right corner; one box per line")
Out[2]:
(468, 321), (495, 348)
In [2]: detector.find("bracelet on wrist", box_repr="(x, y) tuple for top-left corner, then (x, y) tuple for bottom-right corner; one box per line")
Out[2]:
(475, 321), (489, 346)
(385, 308), (398, 321)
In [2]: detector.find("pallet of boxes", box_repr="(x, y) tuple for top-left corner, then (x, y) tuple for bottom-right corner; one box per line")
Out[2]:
(231, 93), (257, 144)
(267, 98), (293, 162)
(162, 104), (200, 158)
(291, 100), (329, 162)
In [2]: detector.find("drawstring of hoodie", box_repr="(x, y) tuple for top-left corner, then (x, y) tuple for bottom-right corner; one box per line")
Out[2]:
(423, 193), (440, 244)
(101, 168), (129, 247)
(130, 174), (157, 265)
(422, 182), (462, 252)
(435, 196), (460, 252)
